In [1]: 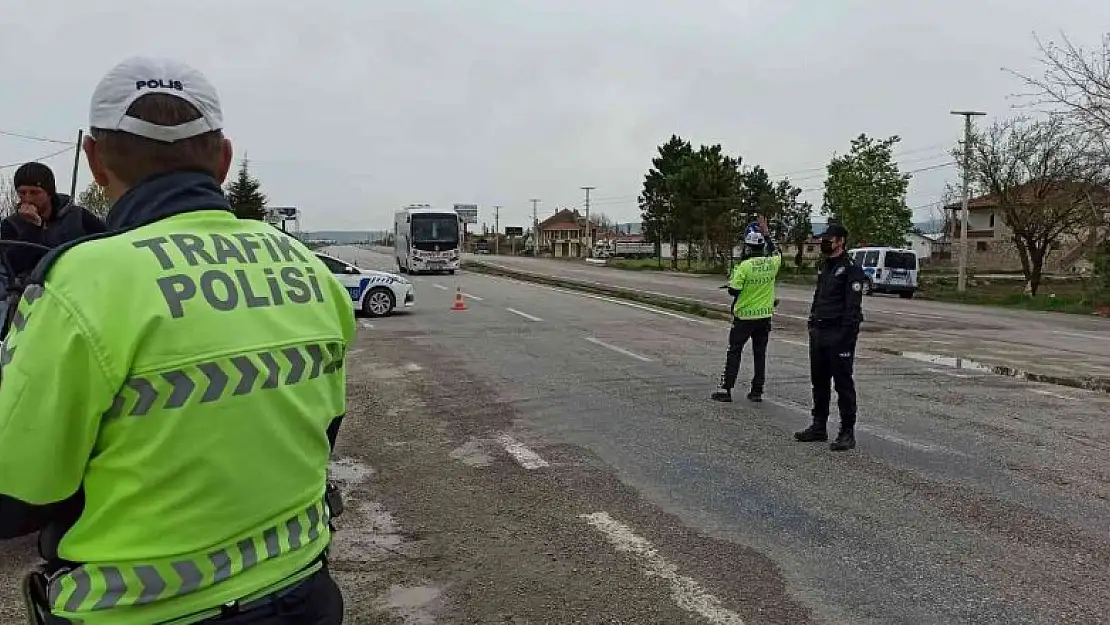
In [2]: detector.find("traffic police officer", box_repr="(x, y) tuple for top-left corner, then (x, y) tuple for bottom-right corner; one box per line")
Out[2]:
(0, 57), (355, 624)
(712, 216), (781, 403)
(794, 223), (865, 451)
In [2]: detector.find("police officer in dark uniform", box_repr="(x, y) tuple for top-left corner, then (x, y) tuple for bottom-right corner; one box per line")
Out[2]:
(794, 223), (866, 451)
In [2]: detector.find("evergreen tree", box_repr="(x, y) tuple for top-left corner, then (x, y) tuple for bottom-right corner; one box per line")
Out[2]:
(225, 157), (268, 220)
(78, 182), (112, 218)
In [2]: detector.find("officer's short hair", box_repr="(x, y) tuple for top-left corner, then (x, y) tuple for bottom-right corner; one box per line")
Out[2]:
(90, 94), (225, 187)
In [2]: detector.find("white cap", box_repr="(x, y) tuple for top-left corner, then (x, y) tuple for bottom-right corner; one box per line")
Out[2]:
(89, 57), (223, 143)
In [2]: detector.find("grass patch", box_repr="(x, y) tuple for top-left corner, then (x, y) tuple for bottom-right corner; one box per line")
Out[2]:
(609, 257), (725, 275)
(918, 277), (1106, 314)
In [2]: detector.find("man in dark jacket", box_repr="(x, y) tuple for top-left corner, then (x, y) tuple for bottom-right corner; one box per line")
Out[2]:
(1, 162), (107, 277)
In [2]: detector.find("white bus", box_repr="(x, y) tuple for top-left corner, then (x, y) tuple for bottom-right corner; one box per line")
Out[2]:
(394, 205), (462, 275)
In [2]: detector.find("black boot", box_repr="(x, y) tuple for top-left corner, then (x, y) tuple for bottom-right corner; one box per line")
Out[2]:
(830, 430), (856, 451)
(711, 388), (732, 402)
(746, 390), (762, 402)
(793, 424), (828, 442)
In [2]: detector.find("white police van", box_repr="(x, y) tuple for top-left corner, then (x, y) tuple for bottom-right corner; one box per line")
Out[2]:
(848, 247), (919, 299)
(315, 252), (415, 317)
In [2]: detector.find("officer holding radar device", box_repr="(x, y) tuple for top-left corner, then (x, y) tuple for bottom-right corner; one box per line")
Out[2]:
(0, 57), (354, 624)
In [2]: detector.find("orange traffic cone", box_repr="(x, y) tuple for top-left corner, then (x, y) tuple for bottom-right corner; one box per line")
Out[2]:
(451, 287), (467, 311)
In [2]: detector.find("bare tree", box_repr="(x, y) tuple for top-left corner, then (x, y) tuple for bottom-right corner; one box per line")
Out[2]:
(1008, 32), (1110, 137)
(962, 115), (1110, 295)
(591, 211), (614, 233)
(0, 174), (17, 219)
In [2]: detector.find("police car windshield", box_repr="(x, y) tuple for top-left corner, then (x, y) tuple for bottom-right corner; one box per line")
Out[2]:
(885, 251), (916, 270)
(411, 215), (459, 244)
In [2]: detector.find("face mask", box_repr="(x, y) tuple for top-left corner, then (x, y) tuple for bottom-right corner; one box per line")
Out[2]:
(820, 239), (834, 255)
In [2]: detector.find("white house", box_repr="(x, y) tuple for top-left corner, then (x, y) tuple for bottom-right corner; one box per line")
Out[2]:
(905, 232), (940, 261)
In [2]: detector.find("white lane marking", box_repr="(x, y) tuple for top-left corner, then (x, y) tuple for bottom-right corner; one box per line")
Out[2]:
(462, 292), (485, 301)
(881, 310), (948, 320)
(1053, 330), (1110, 342)
(926, 367), (970, 379)
(432, 283), (449, 291)
(777, 313), (809, 321)
(404, 363), (423, 372)
(764, 396), (964, 456)
(580, 512), (747, 625)
(506, 308), (544, 322)
(584, 337), (654, 362)
(359, 321), (374, 329)
(481, 268), (724, 313)
(495, 434), (549, 469)
(778, 339), (807, 347)
(479, 274), (713, 325)
(1031, 388), (1071, 401)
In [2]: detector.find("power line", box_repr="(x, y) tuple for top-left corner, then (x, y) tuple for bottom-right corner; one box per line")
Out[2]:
(0, 145), (75, 171)
(0, 129), (73, 146)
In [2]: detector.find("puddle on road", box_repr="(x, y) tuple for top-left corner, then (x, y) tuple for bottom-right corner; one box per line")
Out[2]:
(376, 584), (444, 625)
(880, 348), (1110, 394)
(898, 351), (997, 373)
(329, 457), (375, 486)
(448, 437), (494, 467)
(331, 500), (413, 563)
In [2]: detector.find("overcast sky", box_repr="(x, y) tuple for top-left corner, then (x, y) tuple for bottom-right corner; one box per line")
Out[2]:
(2, 0), (1108, 232)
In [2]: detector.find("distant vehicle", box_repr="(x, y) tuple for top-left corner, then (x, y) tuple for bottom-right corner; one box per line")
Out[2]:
(474, 238), (491, 254)
(848, 246), (919, 299)
(594, 240), (654, 259)
(394, 204), (462, 274)
(315, 252), (415, 317)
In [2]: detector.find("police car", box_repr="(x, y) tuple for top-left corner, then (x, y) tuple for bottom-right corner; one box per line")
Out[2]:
(315, 252), (415, 317)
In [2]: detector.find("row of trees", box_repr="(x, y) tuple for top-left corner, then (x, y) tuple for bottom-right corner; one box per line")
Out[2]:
(638, 32), (1110, 295)
(0, 157), (269, 221)
(638, 133), (913, 272)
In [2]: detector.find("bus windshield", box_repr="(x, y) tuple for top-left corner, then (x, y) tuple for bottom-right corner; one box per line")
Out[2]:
(411, 215), (459, 245)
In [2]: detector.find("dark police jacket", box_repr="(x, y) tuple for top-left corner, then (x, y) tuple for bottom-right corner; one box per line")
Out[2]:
(809, 253), (866, 342)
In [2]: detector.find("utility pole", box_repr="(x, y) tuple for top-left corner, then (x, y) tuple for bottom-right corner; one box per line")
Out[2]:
(69, 129), (84, 198)
(493, 205), (501, 255)
(581, 186), (595, 257)
(950, 110), (986, 293)
(530, 198), (540, 254)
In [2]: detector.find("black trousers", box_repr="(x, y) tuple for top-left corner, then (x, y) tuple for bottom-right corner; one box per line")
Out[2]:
(809, 326), (858, 431)
(720, 318), (772, 392)
(198, 567), (344, 624)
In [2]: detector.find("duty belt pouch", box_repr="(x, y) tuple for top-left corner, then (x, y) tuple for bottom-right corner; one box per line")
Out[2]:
(21, 569), (54, 625)
(325, 482), (344, 522)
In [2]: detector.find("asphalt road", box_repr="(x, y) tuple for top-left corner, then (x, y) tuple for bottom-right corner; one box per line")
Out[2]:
(2, 246), (1107, 624)
(329, 246), (1107, 624)
(458, 253), (1110, 388)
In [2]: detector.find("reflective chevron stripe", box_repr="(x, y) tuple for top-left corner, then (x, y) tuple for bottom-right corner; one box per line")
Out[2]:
(104, 342), (345, 418)
(48, 499), (329, 614)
